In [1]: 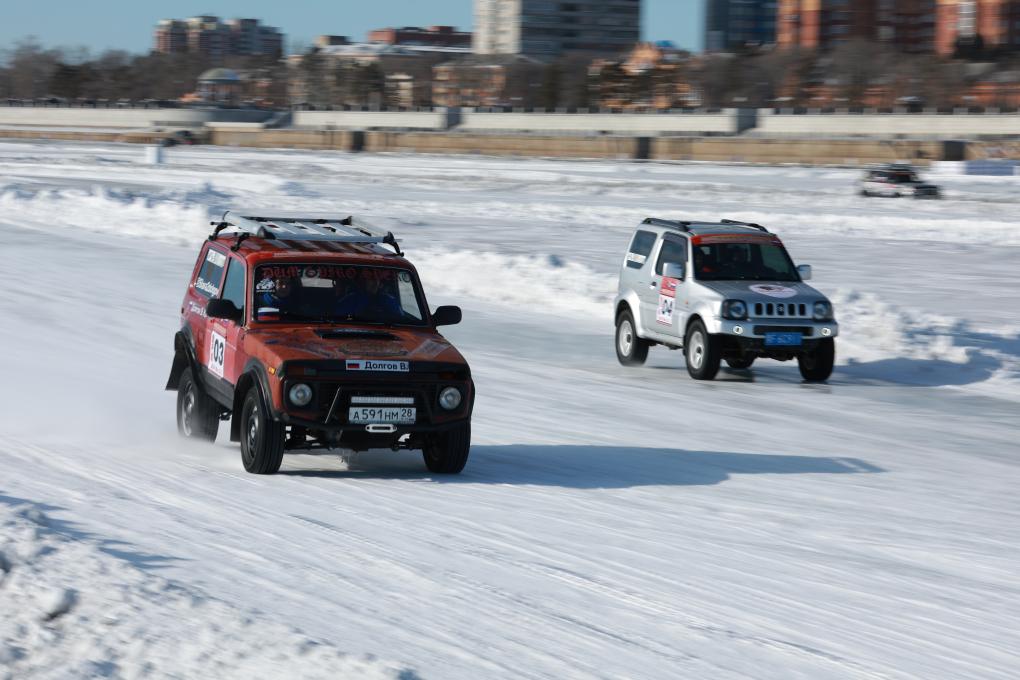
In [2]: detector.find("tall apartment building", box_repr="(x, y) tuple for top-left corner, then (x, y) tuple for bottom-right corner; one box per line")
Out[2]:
(705, 0), (778, 51)
(155, 20), (188, 53)
(154, 16), (283, 57)
(225, 18), (284, 57)
(368, 25), (472, 47)
(935, 0), (1020, 55)
(183, 15), (230, 58)
(473, 0), (641, 59)
(777, 0), (937, 52)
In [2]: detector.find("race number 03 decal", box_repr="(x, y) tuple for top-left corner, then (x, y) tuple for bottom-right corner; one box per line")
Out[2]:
(208, 331), (226, 378)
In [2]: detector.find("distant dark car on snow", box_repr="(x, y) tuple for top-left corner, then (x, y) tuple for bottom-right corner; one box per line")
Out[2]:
(161, 130), (197, 147)
(859, 164), (941, 199)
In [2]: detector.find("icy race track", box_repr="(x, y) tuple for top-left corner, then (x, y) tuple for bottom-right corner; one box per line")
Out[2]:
(0, 141), (1018, 680)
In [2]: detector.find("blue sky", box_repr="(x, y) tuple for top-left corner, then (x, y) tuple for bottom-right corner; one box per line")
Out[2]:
(1, 1), (704, 55)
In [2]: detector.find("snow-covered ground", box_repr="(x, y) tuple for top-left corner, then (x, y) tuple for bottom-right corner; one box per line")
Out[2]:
(0, 140), (1018, 679)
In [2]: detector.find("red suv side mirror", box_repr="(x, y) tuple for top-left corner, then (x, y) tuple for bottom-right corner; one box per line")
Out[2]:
(432, 306), (462, 327)
(207, 298), (243, 323)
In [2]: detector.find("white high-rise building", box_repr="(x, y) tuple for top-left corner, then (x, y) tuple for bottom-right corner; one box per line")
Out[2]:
(473, 0), (641, 59)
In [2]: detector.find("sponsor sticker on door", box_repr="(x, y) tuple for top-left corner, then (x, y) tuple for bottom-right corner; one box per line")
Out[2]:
(656, 295), (675, 325)
(656, 276), (679, 325)
(346, 359), (410, 372)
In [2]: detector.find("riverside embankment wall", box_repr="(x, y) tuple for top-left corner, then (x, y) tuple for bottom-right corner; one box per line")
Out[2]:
(204, 129), (950, 165)
(3, 105), (1020, 166)
(0, 106), (272, 129)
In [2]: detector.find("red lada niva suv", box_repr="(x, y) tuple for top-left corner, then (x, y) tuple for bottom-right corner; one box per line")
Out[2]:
(166, 212), (474, 474)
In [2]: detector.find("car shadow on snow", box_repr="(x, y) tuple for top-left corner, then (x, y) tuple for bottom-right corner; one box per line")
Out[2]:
(645, 327), (1019, 389)
(281, 446), (883, 489)
(0, 492), (185, 571)
(834, 355), (999, 387)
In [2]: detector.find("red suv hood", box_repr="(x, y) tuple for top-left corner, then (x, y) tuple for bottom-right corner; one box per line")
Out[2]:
(245, 326), (466, 367)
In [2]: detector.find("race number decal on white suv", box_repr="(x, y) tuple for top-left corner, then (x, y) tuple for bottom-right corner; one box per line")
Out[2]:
(208, 331), (226, 378)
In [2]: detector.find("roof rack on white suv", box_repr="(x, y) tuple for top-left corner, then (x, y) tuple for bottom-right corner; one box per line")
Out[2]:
(718, 219), (769, 233)
(641, 217), (770, 234)
(208, 210), (403, 255)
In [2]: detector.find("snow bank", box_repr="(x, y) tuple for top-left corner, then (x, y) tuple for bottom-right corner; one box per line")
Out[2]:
(714, 209), (1020, 246)
(0, 185), (213, 246)
(414, 249), (617, 322)
(0, 502), (418, 680)
(832, 289), (969, 365)
(828, 289), (1019, 389)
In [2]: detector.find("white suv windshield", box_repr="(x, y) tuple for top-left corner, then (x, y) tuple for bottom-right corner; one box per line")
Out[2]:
(693, 241), (799, 282)
(253, 263), (426, 325)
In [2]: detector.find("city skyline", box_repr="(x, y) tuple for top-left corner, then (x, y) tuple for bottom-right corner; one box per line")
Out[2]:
(1, 1), (704, 55)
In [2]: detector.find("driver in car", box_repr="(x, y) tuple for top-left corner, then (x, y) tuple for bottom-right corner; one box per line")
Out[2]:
(255, 275), (302, 316)
(333, 273), (402, 320)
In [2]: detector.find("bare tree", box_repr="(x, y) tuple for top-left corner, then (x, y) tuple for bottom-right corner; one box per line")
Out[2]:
(829, 39), (896, 106)
(5, 38), (62, 98)
(695, 54), (742, 108)
(549, 54), (595, 109)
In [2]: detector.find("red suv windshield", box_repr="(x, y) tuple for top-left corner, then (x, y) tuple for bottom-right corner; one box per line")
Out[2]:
(253, 263), (427, 326)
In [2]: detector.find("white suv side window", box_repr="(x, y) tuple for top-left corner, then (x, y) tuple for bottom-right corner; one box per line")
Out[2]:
(626, 230), (657, 270)
(655, 236), (688, 276)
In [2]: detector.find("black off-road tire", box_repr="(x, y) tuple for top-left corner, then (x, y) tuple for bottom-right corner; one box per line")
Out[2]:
(177, 368), (219, 442)
(423, 422), (471, 474)
(798, 339), (835, 382)
(726, 356), (756, 370)
(239, 386), (285, 474)
(684, 319), (722, 381)
(615, 309), (650, 366)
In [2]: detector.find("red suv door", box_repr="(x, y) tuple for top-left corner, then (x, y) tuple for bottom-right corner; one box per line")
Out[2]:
(183, 243), (230, 394)
(215, 254), (248, 388)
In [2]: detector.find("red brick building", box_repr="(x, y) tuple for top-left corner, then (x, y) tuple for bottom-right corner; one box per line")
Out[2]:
(154, 15), (283, 57)
(778, 1), (937, 52)
(936, 0), (1020, 55)
(778, 0), (1020, 54)
(368, 26), (471, 48)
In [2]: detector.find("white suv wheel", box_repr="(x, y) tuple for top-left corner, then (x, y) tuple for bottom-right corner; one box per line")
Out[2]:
(615, 310), (649, 366)
(618, 319), (634, 356)
(688, 330), (705, 369)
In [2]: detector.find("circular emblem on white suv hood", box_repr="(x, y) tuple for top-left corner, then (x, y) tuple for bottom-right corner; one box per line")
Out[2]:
(750, 284), (797, 298)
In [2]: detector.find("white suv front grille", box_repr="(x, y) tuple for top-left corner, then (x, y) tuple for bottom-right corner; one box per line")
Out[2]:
(753, 302), (810, 318)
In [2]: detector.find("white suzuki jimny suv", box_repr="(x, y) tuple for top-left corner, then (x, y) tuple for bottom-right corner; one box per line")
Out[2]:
(615, 219), (838, 381)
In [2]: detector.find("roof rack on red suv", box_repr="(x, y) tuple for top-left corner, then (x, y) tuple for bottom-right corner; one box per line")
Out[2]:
(210, 210), (404, 255)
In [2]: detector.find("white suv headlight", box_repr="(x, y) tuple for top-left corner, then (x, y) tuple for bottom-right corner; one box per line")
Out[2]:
(813, 302), (833, 321)
(722, 300), (748, 320)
